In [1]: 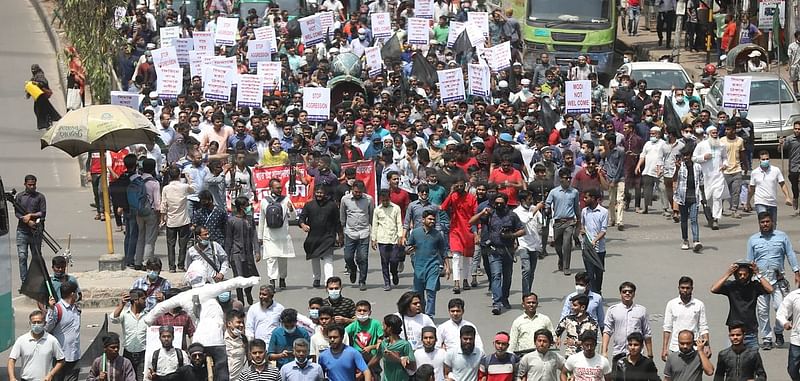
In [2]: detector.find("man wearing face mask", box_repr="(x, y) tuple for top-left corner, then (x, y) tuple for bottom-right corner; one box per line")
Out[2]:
(635, 126), (669, 214)
(268, 309), (311, 370)
(560, 272), (605, 326)
(111, 288), (149, 379)
(224, 309), (248, 380)
(681, 100), (702, 126)
(280, 338), (324, 380)
(8, 310), (65, 381)
(245, 285), (284, 346)
(748, 151), (794, 226)
(323, 276), (357, 326)
(300, 187), (343, 288)
(692, 126), (729, 230)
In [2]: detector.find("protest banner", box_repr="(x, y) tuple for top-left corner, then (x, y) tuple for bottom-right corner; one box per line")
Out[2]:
(192, 31), (214, 54)
(303, 87), (331, 121)
(723, 76), (752, 109)
(110, 91), (143, 110)
(487, 41), (511, 71)
(157, 66), (183, 99)
(468, 64), (490, 98)
(214, 17), (239, 46)
(299, 15), (325, 46)
(319, 11), (335, 34)
(175, 38), (193, 65)
(203, 66), (233, 102)
(468, 12), (489, 38)
(408, 18), (430, 45)
(159, 26), (181, 48)
(237, 74), (264, 108)
(246, 39), (272, 68)
(438, 68), (466, 103)
(564, 80), (592, 114)
(371, 13), (392, 38)
(253, 26), (278, 53)
(252, 165), (315, 215)
(447, 21), (465, 48)
(415, 0), (434, 19)
(759, 0), (785, 29)
(151, 46), (179, 71)
(365, 47), (383, 77)
(465, 20), (485, 47)
(341, 160), (376, 202)
(189, 50), (210, 78)
(257, 61), (282, 91)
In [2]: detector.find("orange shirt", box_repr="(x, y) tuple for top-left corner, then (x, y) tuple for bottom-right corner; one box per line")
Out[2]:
(489, 168), (524, 206)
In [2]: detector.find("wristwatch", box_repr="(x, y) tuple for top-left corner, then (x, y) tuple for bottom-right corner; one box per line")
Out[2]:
(755, 273), (763, 281)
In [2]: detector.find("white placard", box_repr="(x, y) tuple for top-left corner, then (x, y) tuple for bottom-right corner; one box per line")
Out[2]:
(144, 325), (184, 378)
(215, 17), (239, 46)
(189, 50), (210, 79)
(160, 26), (182, 48)
(484, 41), (511, 72)
(303, 87), (331, 121)
(152, 46), (180, 71)
(468, 64), (490, 98)
(299, 15), (325, 46)
(247, 39), (272, 67)
(175, 38), (194, 65)
(193, 31), (215, 54)
(407, 18), (430, 45)
(203, 66), (234, 102)
(415, 0), (434, 19)
(157, 66), (184, 99)
(565, 80), (592, 114)
(438, 68), (466, 103)
(759, 0), (785, 29)
(237, 74), (264, 108)
(723, 76), (752, 109)
(110, 91), (143, 110)
(465, 20), (486, 47)
(365, 46), (383, 77)
(468, 12), (490, 38)
(257, 61), (282, 91)
(319, 11), (335, 34)
(371, 13), (392, 38)
(205, 56), (238, 86)
(447, 21), (465, 48)
(253, 27), (278, 53)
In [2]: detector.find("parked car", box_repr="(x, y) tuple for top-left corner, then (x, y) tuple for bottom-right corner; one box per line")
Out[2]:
(704, 73), (800, 147)
(608, 61), (702, 104)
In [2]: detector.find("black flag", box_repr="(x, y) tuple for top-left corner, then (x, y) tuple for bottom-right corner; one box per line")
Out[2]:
(411, 52), (437, 87)
(538, 97), (559, 136)
(381, 34), (403, 62)
(78, 314), (109, 368)
(662, 96), (682, 136)
(452, 29), (473, 57)
(19, 249), (54, 305)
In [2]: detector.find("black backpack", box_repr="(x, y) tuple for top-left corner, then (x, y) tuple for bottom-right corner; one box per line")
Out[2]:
(265, 196), (285, 228)
(152, 347), (185, 374)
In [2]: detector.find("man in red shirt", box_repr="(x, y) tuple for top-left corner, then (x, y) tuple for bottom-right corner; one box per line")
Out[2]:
(488, 157), (525, 207)
(571, 157), (609, 209)
(440, 178), (477, 294)
(387, 171), (410, 221)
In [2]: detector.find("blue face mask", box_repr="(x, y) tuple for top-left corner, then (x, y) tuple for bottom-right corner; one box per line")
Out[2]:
(217, 291), (231, 303)
(200, 239), (210, 246)
(147, 271), (158, 281)
(761, 160), (770, 169)
(616, 108), (626, 114)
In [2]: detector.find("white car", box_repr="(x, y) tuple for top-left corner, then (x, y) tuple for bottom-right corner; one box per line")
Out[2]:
(608, 62), (703, 103)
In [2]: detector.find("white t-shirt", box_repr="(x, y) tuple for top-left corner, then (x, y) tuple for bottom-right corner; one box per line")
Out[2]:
(564, 352), (612, 381)
(641, 139), (669, 177)
(394, 313), (436, 350)
(414, 347), (447, 381)
(9, 332), (65, 381)
(750, 165), (785, 206)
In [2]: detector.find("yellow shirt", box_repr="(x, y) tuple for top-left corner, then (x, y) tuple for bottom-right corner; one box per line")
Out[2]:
(721, 135), (744, 174)
(259, 151), (288, 167)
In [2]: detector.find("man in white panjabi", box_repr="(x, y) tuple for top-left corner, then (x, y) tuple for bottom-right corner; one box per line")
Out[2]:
(692, 125), (729, 230)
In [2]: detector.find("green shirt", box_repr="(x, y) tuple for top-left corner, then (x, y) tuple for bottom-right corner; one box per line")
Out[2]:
(433, 25), (450, 44)
(379, 339), (415, 381)
(345, 318), (384, 355)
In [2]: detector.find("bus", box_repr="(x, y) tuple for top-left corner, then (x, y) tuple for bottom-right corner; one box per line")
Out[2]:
(504, 0), (618, 82)
(0, 176), (14, 352)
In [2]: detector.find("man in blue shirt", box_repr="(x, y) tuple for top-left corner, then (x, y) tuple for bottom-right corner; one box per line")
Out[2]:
(279, 338), (324, 381)
(268, 309), (311, 369)
(407, 210), (450, 316)
(746, 211), (800, 349)
(318, 324), (372, 381)
(580, 189), (609, 294)
(560, 272), (605, 330)
(545, 167), (581, 275)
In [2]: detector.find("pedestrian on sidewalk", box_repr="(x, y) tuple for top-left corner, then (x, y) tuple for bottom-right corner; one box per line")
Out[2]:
(627, 0), (641, 36)
(657, 0), (677, 48)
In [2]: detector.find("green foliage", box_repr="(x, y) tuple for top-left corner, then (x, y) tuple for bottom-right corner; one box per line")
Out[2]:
(53, 0), (126, 104)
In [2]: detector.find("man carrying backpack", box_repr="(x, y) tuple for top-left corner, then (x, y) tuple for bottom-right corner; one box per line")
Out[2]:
(130, 159), (161, 270)
(45, 280), (81, 381)
(144, 325), (189, 381)
(258, 178), (296, 291)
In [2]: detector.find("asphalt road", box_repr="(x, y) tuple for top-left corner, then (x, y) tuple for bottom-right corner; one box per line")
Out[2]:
(2, 1), (800, 380)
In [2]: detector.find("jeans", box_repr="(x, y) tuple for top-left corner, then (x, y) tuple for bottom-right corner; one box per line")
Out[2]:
(488, 247), (514, 308)
(757, 270), (785, 343)
(744, 332), (759, 350)
(755, 204), (778, 227)
(608, 181), (626, 225)
(625, 174), (642, 208)
(123, 350), (146, 381)
(124, 213), (139, 267)
(553, 220), (576, 270)
(205, 345), (229, 381)
(656, 10), (676, 45)
(135, 212), (159, 266)
(585, 250), (606, 294)
(16, 228), (40, 284)
(165, 224), (191, 270)
(519, 249), (539, 296)
(344, 236), (369, 284)
(679, 202), (700, 241)
(378, 243), (401, 286)
(724, 173), (743, 210)
(627, 6), (641, 34)
(311, 254), (334, 283)
(789, 344), (800, 380)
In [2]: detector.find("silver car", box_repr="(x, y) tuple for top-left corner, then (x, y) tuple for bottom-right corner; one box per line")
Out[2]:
(705, 73), (800, 147)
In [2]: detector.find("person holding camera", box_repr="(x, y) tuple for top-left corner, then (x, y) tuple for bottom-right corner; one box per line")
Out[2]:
(711, 260), (774, 349)
(469, 193), (524, 316)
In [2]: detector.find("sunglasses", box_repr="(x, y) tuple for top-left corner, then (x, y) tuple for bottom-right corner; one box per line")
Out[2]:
(621, 289), (635, 294)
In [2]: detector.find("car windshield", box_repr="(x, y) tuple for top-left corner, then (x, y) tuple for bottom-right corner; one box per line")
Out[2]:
(528, 0), (611, 23)
(630, 69), (689, 90)
(749, 80), (795, 104)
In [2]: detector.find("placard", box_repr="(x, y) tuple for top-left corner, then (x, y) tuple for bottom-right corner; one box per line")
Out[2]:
(365, 46), (383, 77)
(193, 31), (215, 54)
(468, 12), (490, 38)
(151, 46), (180, 71)
(303, 87), (331, 121)
(723, 76), (752, 109)
(175, 38), (194, 65)
(110, 91), (143, 110)
(486, 41), (511, 71)
(204, 56), (239, 86)
(189, 50), (210, 79)
(465, 20), (486, 47)
(215, 17), (239, 46)
(247, 39), (272, 67)
(407, 18), (430, 45)
(371, 13), (392, 38)
(160, 26), (182, 48)
(258, 61), (282, 91)
(319, 11), (335, 34)
(468, 64), (490, 98)
(253, 26), (278, 53)
(759, 0), (785, 29)
(565, 80), (592, 114)
(299, 15), (325, 46)
(447, 21), (465, 48)
(157, 66), (183, 99)
(237, 74), (264, 108)
(203, 66), (234, 102)
(414, 0), (434, 19)
(438, 68), (466, 103)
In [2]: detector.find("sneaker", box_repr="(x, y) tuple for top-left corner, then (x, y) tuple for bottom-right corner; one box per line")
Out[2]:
(383, 284), (392, 291)
(462, 280), (471, 290)
(617, 224), (625, 231)
(453, 287), (461, 294)
(492, 306), (502, 315)
(177, 266), (185, 272)
(398, 262), (405, 273)
(776, 333), (785, 347)
(502, 301), (512, 310)
(693, 241), (703, 252)
(681, 241), (690, 250)
(279, 279), (287, 289)
(391, 272), (399, 286)
(312, 280), (321, 288)
(564, 269), (572, 276)
(349, 269), (357, 284)
(711, 220), (719, 230)
(169, 268), (177, 273)
(359, 283), (367, 291)
(761, 341), (774, 350)
(470, 278), (478, 288)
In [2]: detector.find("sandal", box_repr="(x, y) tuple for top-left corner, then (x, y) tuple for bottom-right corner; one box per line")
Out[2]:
(94, 214), (101, 220)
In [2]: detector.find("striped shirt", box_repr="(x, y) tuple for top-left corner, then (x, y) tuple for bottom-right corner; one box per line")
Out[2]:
(479, 353), (519, 381)
(238, 363), (280, 381)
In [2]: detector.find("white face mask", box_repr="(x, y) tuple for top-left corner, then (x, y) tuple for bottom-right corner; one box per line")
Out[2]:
(328, 289), (341, 300)
(575, 285), (586, 294)
(356, 314), (370, 322)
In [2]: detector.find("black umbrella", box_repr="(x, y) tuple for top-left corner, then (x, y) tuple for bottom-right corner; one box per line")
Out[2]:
(581, 235), (605, 272)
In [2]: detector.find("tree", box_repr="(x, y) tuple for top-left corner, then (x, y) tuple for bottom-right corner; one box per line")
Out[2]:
(53, 0), (127, 105)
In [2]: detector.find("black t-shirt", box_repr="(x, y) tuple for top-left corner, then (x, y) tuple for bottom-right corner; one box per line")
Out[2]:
(480, 210), (523, 248)
(716, 280), (768, 332)
(437, 167), (468, 192)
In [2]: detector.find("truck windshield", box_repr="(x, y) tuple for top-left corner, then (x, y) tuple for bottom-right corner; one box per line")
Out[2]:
(528, 0), (611, 23)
